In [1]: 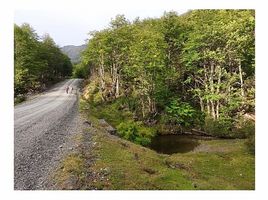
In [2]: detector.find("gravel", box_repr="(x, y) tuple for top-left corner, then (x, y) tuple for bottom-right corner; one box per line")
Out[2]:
(14, 79), (83, 190)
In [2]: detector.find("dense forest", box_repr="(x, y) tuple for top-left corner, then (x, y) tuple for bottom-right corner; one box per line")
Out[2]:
(76, 10), (255, 151)
(14, 23), (73, 102)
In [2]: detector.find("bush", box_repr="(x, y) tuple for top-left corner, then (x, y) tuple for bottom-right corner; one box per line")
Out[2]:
(236, 119), (255, 153)
(165, 99), (204, 128)
(117, 121), (155, 146)
(93, 92), (103, 105)
(204, 116), (255, 141)
(72, 63), (89, 78)
(235, 118), (255, 138)
(14, 95), (26, 104)
(204, 117), (233, 137)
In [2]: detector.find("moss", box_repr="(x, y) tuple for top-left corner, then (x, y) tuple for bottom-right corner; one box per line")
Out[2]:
(53, 154), (86, 189)
(76, 98), (255, 190)
(88, 125), (255, 190)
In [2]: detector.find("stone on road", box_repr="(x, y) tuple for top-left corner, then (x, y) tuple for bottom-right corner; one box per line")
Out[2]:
(14, 79), (82, 190)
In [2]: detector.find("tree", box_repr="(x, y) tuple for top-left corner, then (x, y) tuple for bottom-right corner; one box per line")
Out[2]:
(14, 23), (73, 97)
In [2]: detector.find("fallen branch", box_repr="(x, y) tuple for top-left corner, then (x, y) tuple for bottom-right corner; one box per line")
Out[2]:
(191, 129), (212, 136)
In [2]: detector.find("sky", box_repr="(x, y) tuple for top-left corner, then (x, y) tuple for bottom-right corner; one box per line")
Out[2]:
(14, 0), (188, 47)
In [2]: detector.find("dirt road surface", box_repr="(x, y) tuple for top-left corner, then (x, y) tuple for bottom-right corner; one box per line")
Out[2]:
(14, 79), (82, 190)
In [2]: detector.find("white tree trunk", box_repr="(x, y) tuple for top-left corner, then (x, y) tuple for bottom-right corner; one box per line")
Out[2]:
(238, 59), (245, 98)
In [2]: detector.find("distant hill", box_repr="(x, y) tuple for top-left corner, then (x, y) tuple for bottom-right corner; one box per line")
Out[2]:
(61, 44), (87, 64)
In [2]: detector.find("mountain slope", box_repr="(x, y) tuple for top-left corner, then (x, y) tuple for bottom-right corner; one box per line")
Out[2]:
(61, 45), (87, 64)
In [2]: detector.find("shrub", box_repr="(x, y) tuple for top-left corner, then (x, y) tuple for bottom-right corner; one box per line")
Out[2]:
(93, 92), (103, 105)
(165, 99), (204, 128)
(204, 117), (233, 137)
(117, 121), (154, 146)
(14, 95), (26, 104)
(236, 119), (255, 153)
(204, 116), (255, 140)
(72, 63), (89, 78)
(235, 118), (255, 138)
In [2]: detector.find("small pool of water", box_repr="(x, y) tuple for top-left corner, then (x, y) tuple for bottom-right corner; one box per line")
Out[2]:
(149, 134), (211, 154)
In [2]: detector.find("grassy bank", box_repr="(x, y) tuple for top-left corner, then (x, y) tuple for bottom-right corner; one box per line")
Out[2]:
(52, 98), (254, 190)
(88, 125), (255, 190)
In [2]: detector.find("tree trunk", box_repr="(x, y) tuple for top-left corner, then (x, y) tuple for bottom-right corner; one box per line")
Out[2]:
(204, 65), (210, 115)
(238, 59), (245, 99)
(115, 73), (120, 98)
(211, 100), (216, 120)
(141, 98), (145, 118)
(216, 66), (222, 119)
(209, 63), (216, 120)
(199, 96), (204, 112)
(99, 53), (105, 100)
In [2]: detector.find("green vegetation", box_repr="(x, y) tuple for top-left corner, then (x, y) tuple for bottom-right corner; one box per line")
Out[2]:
(90, 131), (254, 190)
(77, 10), (255, 150)
(117, 121), (155, 146)
(14, 23), (73, 99)
(81, 97), (156, 146)
(55, 105), (254, 190)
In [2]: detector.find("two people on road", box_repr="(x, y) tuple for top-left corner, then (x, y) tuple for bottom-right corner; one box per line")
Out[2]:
(65, 86), (73, 94)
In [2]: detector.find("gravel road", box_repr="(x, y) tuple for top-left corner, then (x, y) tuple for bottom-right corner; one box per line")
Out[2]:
(14, 79), (83, 190)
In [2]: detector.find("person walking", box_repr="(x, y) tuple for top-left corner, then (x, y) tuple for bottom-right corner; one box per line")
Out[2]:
(66, 86), (69, 94)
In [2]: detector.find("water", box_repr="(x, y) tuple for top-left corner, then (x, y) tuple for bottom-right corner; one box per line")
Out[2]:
(149, 134), (210, 154)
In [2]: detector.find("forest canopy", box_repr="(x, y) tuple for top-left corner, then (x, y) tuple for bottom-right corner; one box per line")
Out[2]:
(14, 23), (73, 99)
(77, 10), (255, 146)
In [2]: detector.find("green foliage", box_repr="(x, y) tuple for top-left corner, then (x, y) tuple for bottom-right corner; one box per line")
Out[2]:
(165, 99), (199, 127)
(81, 10), (255, 139)
(14, 23), (73, 97)
(204, 117), (234, 137)
(236, 119), (255, 153)
(117, 121), (154, 146)
(72, 63), (89, 78)
(204, 116), (255, 141)
(14, 95), (26, 105)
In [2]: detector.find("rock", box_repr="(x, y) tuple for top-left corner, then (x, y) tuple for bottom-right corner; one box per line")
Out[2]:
(174, 163), (186, 169)
(143, 167), (157, 175)
(120, 141), (129, 148)
(99, 119), (116, 135)
(83, 120), (92, 127)
(102, 167), (111, 175)
(99, 119), (107, 126)
(107, 126), (116, 135)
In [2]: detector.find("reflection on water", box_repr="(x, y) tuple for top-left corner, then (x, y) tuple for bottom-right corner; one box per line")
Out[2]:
(149, 134), (211, 154)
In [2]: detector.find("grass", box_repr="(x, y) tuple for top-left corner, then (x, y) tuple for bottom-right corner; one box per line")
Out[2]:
(88, 127), (254, 190)
(81, 97), (133, 127)
(53, 98), (255, 190)
(53, 153), (87, 189)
